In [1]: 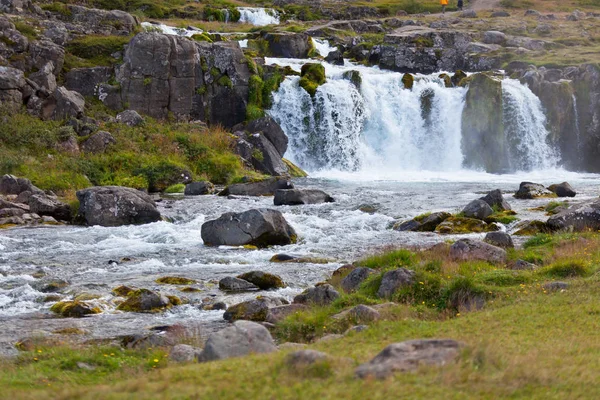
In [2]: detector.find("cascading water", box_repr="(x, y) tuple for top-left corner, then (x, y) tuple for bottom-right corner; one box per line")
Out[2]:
(238, 7), (280, 26)
(502, 79), (559, 170)
(268, 58), (561, 177)
(572, 93), (582, 151)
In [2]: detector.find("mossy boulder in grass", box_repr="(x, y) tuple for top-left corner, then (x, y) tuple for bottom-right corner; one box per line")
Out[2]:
(116, 289), (173, 313)
(223, 296), (288, 322)
(237, 271), (286, 290)
(449, 238), (507, 264)
(401, 73), (414, 89)
(513, 220), (551, 236)
(293, 284), (340, 306)
(201, 208), (297, 248)
(483, 231), (514, 249)
(377, 268), (415, 299)
(50, 301), (101, 318)
(435, 217), (498, 234)
(155, 276), (197, 285)
(341, 267), (375, 293)
(299, 63), (326, 97)
(545, 199), (600, 232)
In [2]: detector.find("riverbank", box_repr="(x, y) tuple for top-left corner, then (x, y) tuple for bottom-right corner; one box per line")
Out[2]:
(3, 231), (600, 399)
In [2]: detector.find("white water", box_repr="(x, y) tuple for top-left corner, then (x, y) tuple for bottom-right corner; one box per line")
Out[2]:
(502, 79), (559, 170)
(268, 58), (561, 177)
(313, 38), (336, 57)
(238, 7), (280, 26)
(572, 93), (582, 151)
(141, 22), (201, 37)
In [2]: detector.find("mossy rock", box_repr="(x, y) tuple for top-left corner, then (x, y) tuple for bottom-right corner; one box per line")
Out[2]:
(179, 287), (202, 293)
(166, 295), (182, 306)
(299, 63), (326, 97)
(342, 70), (362, 88)
(73, 293), (102, 302)
(283, 158), (308, 177)
(155, 276), (197, 285)
(484, 210), (518, 224)
(513, 220), (551, 236)
(116, 289), (172, 313)
(402, 73), (414, 90)
(112, 285), (135, 297)
(237, 271), (286, 290)
(452, 70), (468, 87)
(42, 294), (63, 303)
(439, 73), (452, 88)
(50, 301), (101, 318)
(435, 217), (499, 234)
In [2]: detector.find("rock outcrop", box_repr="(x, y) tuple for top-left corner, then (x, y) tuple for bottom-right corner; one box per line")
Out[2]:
(76, 186), (161, 226)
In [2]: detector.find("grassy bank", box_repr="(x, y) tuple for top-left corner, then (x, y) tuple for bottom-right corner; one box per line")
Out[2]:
(0, 105), (262, 197)
(3, 232), (600, 399)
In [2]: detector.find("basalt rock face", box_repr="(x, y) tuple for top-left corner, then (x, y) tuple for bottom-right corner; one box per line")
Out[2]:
(115, 33), (250, 128)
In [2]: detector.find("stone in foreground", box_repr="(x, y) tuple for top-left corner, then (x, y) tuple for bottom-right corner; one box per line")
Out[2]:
(355, 339), (463, 379)
(76, 186), (161, 226)
(201, 208), (297, 248)
(197, 320), (277, 362)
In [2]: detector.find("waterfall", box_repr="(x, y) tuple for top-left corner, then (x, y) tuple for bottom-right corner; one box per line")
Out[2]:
(313, 39), (336, 57)
(268, 59), (560, 176)
(238, 8), (280, 26)
(501, 79), (559, 170)
(572, 94), (582, 151)
(223, 9), (230, 23)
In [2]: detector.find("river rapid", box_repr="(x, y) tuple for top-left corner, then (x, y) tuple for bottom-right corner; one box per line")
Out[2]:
(1, 170), (599, 357)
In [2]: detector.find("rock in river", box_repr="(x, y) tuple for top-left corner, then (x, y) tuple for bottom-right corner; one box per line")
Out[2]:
(274, 189), (335, 206)
(201, 208), (297, 248)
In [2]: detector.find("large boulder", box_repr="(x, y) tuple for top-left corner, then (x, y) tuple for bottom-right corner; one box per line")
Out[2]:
(547, 182), (576, 197)
(449, 239), (507, 263)
(236, 133), (288, 176)
(461, 199), (493, 220)
(29, 194), (71, 222)
(461, 73), (508, 173)
(484, 231), (514, 249)
(355, 339), (463, 379)
(377, 268), (415, 299)
(293, 284), (340, 306)
(235, 116), (288, 157)
(184, 181), (215, 195)
(263, 32), (312, 58)
(197, 320), (277, 362)
(480, 189), (511, 211)
(514, 182), (554, 199)
(274, 189), (335, 206)
(76, 186), (161, 226)
(201, 208), (297, 248)
(116, 109), (144, 127)
(44, 87), (86, 120)
(0, 66), (25, 110)
(116, 288), (172, 312)
(546, 199), (600, 232)
(219, 178), (293, 196)
(223, 297), (287, 322)
(0, 174), (44, 196)
(341, 267), (375, 293)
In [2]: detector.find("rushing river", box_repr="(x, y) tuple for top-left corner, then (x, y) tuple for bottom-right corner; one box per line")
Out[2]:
(1, 171), (600, 357)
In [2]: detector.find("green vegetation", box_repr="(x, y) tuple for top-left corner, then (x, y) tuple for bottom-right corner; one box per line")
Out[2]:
(65, 35), (132, 70)
(245, 67), (286, 121)
(164, 183), (185, 193)
(299, 63), (326, 97)
(12, 20), (39, 41)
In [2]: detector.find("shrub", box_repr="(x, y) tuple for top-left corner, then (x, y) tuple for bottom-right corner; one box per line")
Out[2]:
(540, 259), (592, 278)
(164, 183), (185, 193)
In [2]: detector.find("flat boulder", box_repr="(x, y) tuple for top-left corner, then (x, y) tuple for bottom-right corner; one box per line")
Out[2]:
(218, 277), (258, 292)
(462, 199), (493, 220)
(197, 320), (277, 362)
(293, 284), (340, 306)
(184, 181), (214, 195)
(237, 271), (285, 290)
(274, 189), (334, 206)
(377, 268), (415, 299)
(76, 186), (161, 227)
(169, 344), (202, 363)
(341, 267), (375, 293)
(483, 231), (514, 249)
(201, 208), (297, 248)
(285, 350), (329, 368)
(355, 339), (463, 379)
(511, 259), (537, 270)
(449, 239), (506, 263)
(546, 199), (600, 232)
(547, 182), (576, 197)
(219, 178), (293, 196)
(514, 182), (554, 199)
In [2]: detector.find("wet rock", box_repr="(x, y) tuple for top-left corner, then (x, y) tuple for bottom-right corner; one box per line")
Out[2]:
(511, 259), (537, 270)
(270, 253), (297, 262)
(112, 285), (135, 297)
(219, 177), (293, 196)
(355, 339), (463, 379)
(377, 268), (415, 299)
(543, 281), (569, 291)
(394, 212), (451, 232)
(237, 271), (285, 290)
(116, 288), (172, 312)
(484, 232), (514, 249)
(393, 219), (421, 232)
(480, 189), (512, 211)
(50, 300), (100, 318)
(223, 297), (288, 322)
(514, 182), (554, 199)
(235, 116), (288, 157)
(76, 186), (161, 226)
(547, 182), (576, 197)
(155, 276), (196, 285)
(513, 220), (550, 235)
(169, 344), (202, 363)
(285, 350), (329, 367)
(37, 279), (69, 293)
(80, 131), (116, 154)
(546, 199), (600, 232)
(116, 110), (144, 127)
(218, 277), (258, 292)
(184, 181), (214, 196)
(435, 217), (498, 234)
(462, 199), (493, 220)
(198, 320), (277, 362)
(449, 239), (507, 263)
(325, 49), (344, 65)
(341, 267), (375, 293)
(293, 284), (340, 306)
(265, 304), (308, 324)
(274, 189), (335, 206)
(201, 208), (297, 248)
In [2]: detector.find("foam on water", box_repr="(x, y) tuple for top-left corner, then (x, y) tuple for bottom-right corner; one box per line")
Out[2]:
(141, 22), (201, 37)
(313, 38), (336, 57)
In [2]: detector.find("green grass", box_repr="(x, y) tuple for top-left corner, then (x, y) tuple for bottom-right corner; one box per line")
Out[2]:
(164, 183), (185, 193)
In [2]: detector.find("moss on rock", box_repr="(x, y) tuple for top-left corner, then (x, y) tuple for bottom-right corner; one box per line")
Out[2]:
(283, 158), (308, 177)
(299, 63), (326, 97)
(237, 271), (286, 290)
(116, 289), (173, 313)
(50, 301), (101, 318)
(112, 285), (135, 297)
(435, 217), (499, 234)
(402, 73), (414, 90)
(155, 276), (197, 285)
